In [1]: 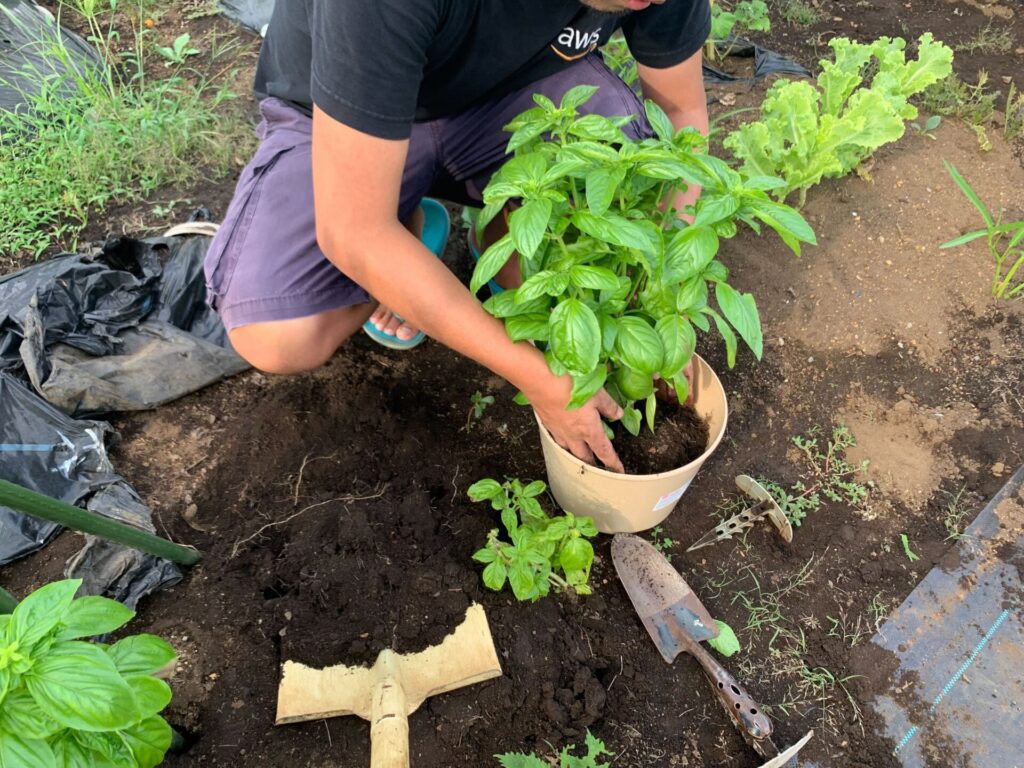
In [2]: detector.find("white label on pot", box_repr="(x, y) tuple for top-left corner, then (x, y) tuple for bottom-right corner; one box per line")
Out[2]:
(653, 479), (693, 512)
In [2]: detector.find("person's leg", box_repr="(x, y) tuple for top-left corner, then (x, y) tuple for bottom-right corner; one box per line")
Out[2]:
(203, 99), (437, 373)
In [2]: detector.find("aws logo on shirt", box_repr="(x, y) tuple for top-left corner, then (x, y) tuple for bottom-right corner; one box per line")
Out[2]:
(552, 24), (604, 60)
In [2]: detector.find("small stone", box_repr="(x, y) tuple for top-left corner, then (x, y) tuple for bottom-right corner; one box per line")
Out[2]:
(284, 610), (293, 621)
(807, 356), (814, 363)
(278, 627), (287, 637)
(992, 462), (1005, 476)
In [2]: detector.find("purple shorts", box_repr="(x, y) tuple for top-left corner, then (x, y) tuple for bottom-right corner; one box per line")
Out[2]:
(204, 55), (653, 331)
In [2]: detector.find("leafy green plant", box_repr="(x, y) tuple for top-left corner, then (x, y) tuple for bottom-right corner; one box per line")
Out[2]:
(0, 0), (250, 259)
(941, 161), (1024, 300)
(708, 0), (771, 61)
(496, 730), (611, 768)
(708, 619), (741, 657)
(471, 88), (814, 437)
(470, 478), (597, 601)
(775, 0), (822, 27)
(725, 34), (954, 206)
(155, 32), (199, 65)
(899, 533), (920, 563)
(760, 425), (871, 526)
(0, 579), (177, 767)
(465, 391), (496, 430)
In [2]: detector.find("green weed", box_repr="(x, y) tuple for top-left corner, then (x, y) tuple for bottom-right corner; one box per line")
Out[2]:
(954, 22), (1013, 56)
(649, 525), (676, 561)
(0, 1), (252, 260)
(919, 71), (998, 149)
(941, 485), (972, 541)
(774, 0), (823, 27)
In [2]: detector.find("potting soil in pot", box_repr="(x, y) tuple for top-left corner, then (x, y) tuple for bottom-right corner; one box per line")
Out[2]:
(611, 401), (710, 475)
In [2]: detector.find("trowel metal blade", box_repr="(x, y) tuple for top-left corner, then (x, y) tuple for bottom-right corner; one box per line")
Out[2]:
(611, 534), (718, 663)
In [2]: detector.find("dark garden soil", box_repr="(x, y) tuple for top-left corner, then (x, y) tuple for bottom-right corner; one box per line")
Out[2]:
(4, 2), (1024, 767)
(612, 402), (710, 475)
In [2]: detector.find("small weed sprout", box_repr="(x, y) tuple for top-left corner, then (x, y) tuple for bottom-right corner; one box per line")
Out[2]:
(941, 484), (972, 541)
(920, 71), (997, 150)
(775, 0), (823, 27)
(910, 114), (942, 139)
(649, 525), (676, 561)
(761, 425), (872, 526)
(496, 731), (611, 768)
(1005, 82), (1024, 140)
(155, 32), (199, 65)
(899, 533), (921, 562)
(954, 22), (1013, 56)
(465, 391), (495, 431)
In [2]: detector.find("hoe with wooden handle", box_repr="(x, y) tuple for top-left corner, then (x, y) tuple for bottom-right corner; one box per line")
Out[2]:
(276, 603), (502, 768)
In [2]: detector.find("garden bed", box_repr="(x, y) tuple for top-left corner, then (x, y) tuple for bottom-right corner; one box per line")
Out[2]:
(4, 2), (1024, 767)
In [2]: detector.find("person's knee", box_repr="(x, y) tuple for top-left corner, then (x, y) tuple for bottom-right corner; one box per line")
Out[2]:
(228, 323), (339, 375)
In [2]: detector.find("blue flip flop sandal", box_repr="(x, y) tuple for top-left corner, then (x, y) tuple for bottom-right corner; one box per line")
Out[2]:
(362, 198), (450, 350)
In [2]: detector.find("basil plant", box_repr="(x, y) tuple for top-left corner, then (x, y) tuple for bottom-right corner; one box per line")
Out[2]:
(0, 579), (177, 767)
(471, 87), (815, 435)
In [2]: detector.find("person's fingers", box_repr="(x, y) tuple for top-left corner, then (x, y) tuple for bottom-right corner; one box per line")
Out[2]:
(594, 389), (623, 421)
(566, 439), (596, 467)
(590, 433), (624, 473)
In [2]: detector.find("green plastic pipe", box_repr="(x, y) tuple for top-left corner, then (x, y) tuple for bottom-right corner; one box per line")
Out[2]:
(0, 479), (201, 566)
(0, 586), (17, 614)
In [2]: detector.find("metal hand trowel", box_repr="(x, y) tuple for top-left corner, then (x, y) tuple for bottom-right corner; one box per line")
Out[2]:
(612, 534), (811, 765)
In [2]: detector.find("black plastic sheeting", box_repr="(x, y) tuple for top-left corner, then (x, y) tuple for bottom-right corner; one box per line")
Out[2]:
(0, 231), (247, 607)
(218, 0), (274, 35)
(702, 37), (811, 84)
(0, 0), (103, 114)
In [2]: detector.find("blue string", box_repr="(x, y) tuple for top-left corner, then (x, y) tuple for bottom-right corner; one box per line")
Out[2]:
(893, 608), (1011, 755)
(0, 444), (53, 451)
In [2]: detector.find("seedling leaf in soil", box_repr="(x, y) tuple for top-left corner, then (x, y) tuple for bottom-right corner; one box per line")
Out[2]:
(940, 161), (1024, 300)
(156, 33), (200, 65)
(470, 478), (598, 601)
(759, 425), (872, 526)
(900, 534), (921, 562)
(472, 90), (814, 438)
(496, 730), (612, 768)
(0, 579), (176, 768)
(708, 619), (741, 657)
(465, 390), (496, 431)
(910, 114), (942, 138)
(649, 525), (676, 561)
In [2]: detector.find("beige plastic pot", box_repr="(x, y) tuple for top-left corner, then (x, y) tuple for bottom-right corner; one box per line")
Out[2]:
(538, 354), (728, 533)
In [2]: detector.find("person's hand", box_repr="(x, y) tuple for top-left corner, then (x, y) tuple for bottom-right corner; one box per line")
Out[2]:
(526, 373), (625, 473)
(655, 359), (695, 404)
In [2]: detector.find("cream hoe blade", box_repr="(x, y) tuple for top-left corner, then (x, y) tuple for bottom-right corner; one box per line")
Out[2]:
(276, 603), (502, 768)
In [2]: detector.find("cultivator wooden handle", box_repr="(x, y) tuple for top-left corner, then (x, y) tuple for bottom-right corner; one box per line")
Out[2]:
(369, 678), (410, 768)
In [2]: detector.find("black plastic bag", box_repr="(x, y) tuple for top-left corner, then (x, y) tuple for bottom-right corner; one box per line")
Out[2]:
(218, 0), (274, 35)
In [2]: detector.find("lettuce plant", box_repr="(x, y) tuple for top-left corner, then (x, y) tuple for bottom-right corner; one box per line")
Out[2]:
(725, 34), (954, 206)
(471, 88), (814, 435)
(0, 579), (177, 768)
(709, 0), (771, 60)
(470, 478), (598, 601)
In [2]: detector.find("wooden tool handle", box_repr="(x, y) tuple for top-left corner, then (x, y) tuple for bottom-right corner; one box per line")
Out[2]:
(689, 641), (773, 743)
(369, 678), (410, 768)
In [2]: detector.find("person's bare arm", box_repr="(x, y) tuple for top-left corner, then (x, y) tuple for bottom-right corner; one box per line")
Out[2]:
(311, 106), (625, 470)
(637, 49), (709, 217)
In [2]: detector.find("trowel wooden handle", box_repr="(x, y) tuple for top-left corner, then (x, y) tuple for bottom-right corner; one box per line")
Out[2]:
(369, 678), (410, 768)
(689, 641), (773, 744)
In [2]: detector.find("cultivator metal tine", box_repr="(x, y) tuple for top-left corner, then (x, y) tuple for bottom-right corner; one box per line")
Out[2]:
(686, 475), (793, 553)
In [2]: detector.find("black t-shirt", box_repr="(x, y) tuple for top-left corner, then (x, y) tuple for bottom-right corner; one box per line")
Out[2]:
(254, 0), (711, 140)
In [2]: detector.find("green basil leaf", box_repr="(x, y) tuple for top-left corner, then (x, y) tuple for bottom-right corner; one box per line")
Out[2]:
(577, 517), (599, 537)
(0, 731), (56, 768)
(664, 225), (719, 283)
(560, 84), (599, 111)
(483, 291), (550, 319)
(560, 140), (621, 165)
(505, 314), (552, 343)
(621, 405), (642, 436)
(125, 676), (171, 720)
(559, 538), (594, 574)
(56, 597), (134, 641)
(747, 199), (817, 255)
(118, 715), (173, 768)
(642, 393), (656, 433)
(584, 165), (627, 217)
(644, 99), (675, 142)
(707, 620), (741, 657)
(508, 561), (536, 601)
(105, 635), (176, 677)
(482, 561), (508, 592)
(476, 199), (507, 240)
(549, 299), (601, 375)
(472, 546), (497, 564)
(467, 479), (504, 502)
(500, 153), (548, 186)
(707, 308), (738, 368)
(655, 315), (695, 380)
(716, 283), (763, 359)
(480, 181), (521, 205)
(568, 367), (607, 410)
(703, 259), (729, 283)
(676, 277), (708, 313)
(569, 265), (620, 292)
(570, 114), (627, 144)
(544, 348), (568, 377)
(671, 372), (690, 405)
(26, 642), (137, 731)
(614, 317), (664, 375)
(471, 234), (517, 294)
(694, 193), (741, 228)
(688, 309), (711, 332)
(10, 579), (80, 648)
(598, 314), (619, 354)
(522, 481), (547, 498)
(572, 211), (651, 252)
(505, 122), (547, 154)
(741, 175), (788, 191)
(0, 688), (60, 740)
(516, 270), (569, 303)
(509, 198), (552, 261)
